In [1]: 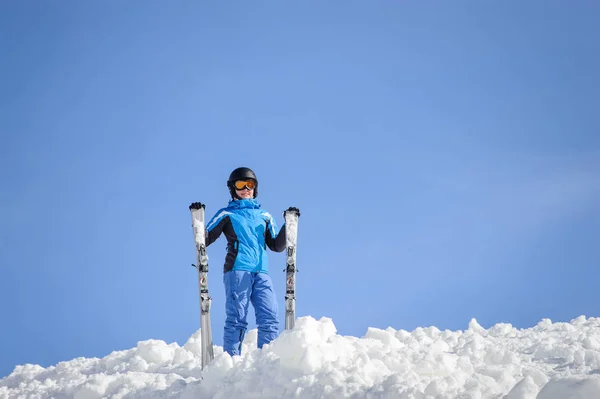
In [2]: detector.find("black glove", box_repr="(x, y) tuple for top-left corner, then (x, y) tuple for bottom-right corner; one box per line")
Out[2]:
(283, 206), (301, 217)
(189, 202), (205, 210)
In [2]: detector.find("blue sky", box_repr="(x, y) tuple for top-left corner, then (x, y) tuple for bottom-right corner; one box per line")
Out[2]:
(1, 1), (599, 378)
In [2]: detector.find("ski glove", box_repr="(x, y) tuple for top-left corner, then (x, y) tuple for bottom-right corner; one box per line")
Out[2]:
(189, 202), (205, 210)
(283, 207), (301, 217)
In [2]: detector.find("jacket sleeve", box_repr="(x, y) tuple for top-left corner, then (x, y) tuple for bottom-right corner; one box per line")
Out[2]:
(265, 218), (286, 252)
(205, 209), (231, 247)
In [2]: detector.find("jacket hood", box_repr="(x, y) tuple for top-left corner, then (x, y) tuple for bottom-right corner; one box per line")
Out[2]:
(226, 198), (261, 210)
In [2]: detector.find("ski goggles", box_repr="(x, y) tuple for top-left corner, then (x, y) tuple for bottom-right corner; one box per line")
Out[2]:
(234, 180), (256, 190)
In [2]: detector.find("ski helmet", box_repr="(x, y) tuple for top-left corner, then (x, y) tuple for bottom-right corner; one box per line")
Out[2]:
(227, 167), (258, 199)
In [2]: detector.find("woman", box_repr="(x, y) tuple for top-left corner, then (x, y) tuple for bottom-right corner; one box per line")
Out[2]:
(204, 167), (298, 356)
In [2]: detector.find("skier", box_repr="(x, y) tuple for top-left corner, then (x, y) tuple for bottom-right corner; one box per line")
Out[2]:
(204, 167), (298, 356)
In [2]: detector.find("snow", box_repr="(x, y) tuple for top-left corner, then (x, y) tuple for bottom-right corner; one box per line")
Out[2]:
(2, 316), (600, 398)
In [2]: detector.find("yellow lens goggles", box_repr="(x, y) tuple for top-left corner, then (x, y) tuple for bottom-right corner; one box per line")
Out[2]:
(234, 180), (256, 190)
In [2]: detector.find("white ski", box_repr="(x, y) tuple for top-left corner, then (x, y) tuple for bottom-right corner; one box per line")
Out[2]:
(189, 203), (214, 369)
(283, 207), (300, 330)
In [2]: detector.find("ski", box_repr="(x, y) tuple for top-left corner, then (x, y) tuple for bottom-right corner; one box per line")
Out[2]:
(189, 202), (214, 369)
(283, 207), (300, 330)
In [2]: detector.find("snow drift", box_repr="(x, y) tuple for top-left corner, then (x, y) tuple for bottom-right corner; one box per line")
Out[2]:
(2, 316), (600, 398)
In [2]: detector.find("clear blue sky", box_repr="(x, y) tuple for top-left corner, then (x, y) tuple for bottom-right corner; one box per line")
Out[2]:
(1, 1), (599, 379)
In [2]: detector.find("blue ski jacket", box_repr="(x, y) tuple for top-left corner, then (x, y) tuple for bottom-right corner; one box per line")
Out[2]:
(205, 199), (286, 273)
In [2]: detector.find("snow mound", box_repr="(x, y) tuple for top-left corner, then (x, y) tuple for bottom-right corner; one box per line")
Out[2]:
(2, 315), (600, 398)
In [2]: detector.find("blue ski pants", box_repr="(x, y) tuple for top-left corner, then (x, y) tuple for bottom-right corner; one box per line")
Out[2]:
(223, 270), (279, 356)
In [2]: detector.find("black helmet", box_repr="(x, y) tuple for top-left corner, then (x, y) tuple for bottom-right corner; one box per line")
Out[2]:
(227, 167), (258, 199)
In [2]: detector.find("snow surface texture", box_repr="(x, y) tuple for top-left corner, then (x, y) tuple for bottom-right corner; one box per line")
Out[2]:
(3, 316), (600, 398)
